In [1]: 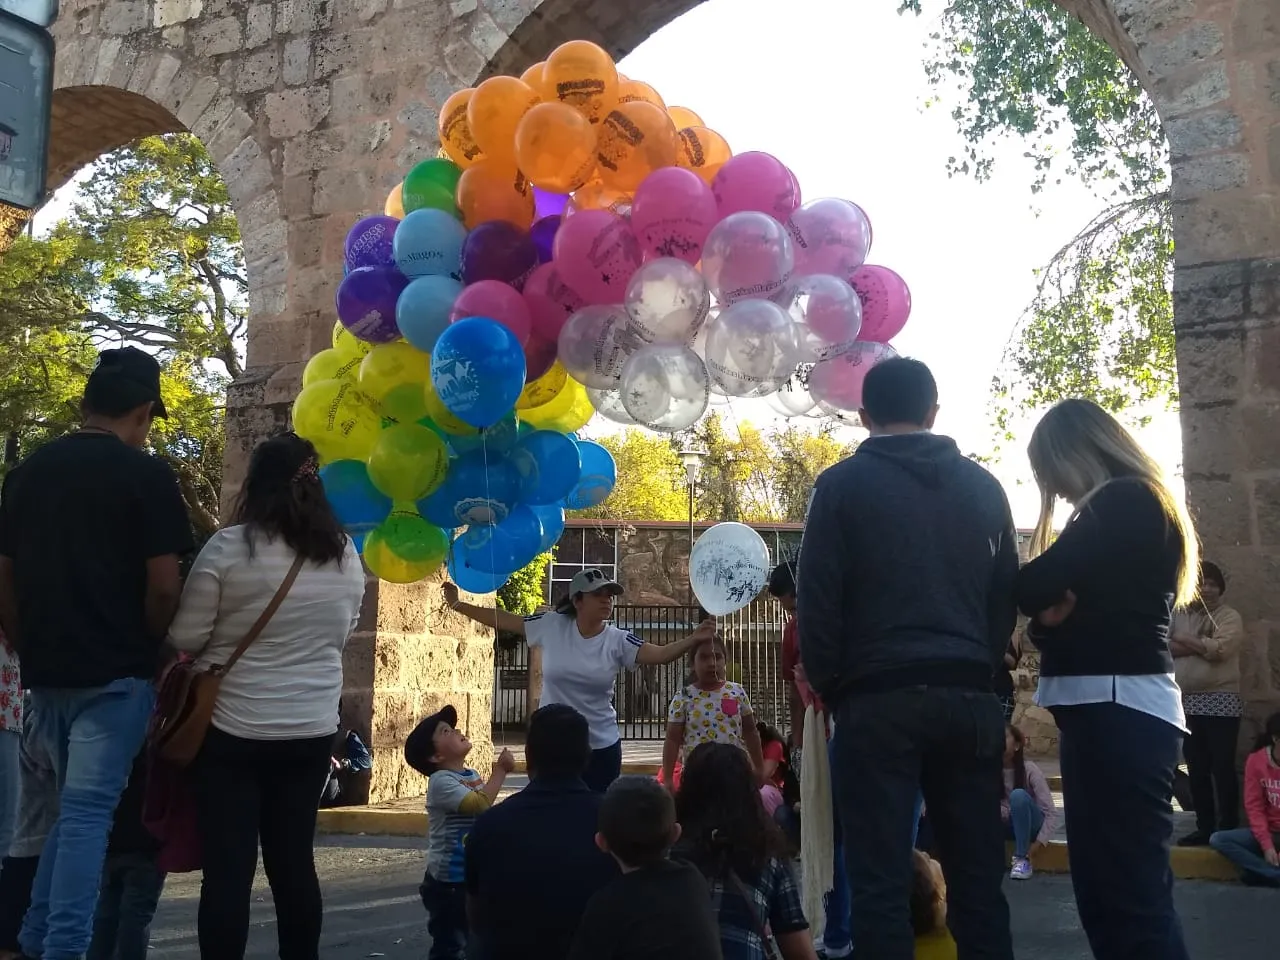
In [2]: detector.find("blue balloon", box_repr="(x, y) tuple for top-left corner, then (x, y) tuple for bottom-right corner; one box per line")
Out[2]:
(397, 275), (462, 353)
(564, 440), (617, 510)
(321, 460), (392, 527)
(450, 411), (521, 456)
(440, 451), (520, 526)
(393, 208), (467, 279)
(417, 481), (461, 530)
(430, 317), (526, 428)
(448, 545), (510, 593)
(530, 503), (566, 553)
(510, 430), (582, 505)
(458, 504), (544, 574)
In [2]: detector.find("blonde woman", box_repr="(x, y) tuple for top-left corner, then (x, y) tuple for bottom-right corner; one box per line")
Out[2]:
(1016, 399), (1198, 960)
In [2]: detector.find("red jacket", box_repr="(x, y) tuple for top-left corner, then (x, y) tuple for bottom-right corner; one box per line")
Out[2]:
(1244, 746), (1280, 851)
(781, 617), (826, 718)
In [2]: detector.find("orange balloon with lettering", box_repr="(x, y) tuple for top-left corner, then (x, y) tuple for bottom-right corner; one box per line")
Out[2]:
(468, 76), (540, 167)
(439, 88), (485, 168)
(596, 101), (678, 192)
(676, 126), (733, 184)
(521, 61), (548, 100)
(617, 79), (666, 111)
(566, 179), (632, 218)
(385, 182), (406, 219)
(515, 102), (599, 194)
(543, 40), (619, 124)
(456, 159), (534, 230)
(667, 106), (704, 130)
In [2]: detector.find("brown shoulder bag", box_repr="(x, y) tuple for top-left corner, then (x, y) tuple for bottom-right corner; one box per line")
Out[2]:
(150, 555), (305, 767)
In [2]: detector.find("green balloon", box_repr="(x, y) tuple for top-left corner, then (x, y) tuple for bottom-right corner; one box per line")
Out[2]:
(367, 423), (449, 501)
(402, 159), (463, 216)
(377, 508), (449, 566)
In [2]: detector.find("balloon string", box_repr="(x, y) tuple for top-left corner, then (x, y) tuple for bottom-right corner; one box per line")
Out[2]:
(478, 428), (505, 752)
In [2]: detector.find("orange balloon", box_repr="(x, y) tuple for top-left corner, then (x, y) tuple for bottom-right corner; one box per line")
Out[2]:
(676, 126), (733, 185)
(667, 106), (704, 129)
(566, 179), (632, 218)
(385, 182), (406, 219)
(521, 61), (548, 100)
(438, 88), (485, 168)
(514, 102), (599, 194)
(455, 159), (534, 230)
(617, 79), (666, 111)
(543, 40), (619, 124)
(468, 76), (540, 166)
(595, 101), (678, 192)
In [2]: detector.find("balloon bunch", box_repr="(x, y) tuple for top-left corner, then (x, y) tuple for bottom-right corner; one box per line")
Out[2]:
(292, 37), (914, 587)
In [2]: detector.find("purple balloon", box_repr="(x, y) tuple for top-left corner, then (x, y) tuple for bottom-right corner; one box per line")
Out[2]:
(531, 216), (561, 264)
(335, 265), (409, 343)
(344, 215), (399, 271)
(460, 221), (539, 289)
(533, 188), (570, 220)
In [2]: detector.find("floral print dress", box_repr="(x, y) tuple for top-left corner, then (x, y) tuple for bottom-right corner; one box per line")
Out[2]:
(0, 630), (20, 732)
(668, 681), (755, 761)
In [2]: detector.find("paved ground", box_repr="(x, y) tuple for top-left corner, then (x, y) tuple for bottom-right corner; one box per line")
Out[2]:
(145, 836), (1271, 959)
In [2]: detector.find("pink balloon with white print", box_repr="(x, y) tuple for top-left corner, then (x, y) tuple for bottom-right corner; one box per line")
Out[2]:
(849, 265), (912, 343)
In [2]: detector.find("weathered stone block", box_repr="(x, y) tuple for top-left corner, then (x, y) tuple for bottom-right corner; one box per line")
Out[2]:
(101, 0), (148, 35)
(1184, 476), (1254, 548)
(192, 16), (242, 57)
(444, 38), (486, 82)
(1232, 1), (1280, 57)
(468, 11), (509, 59)
(313, 165), (380, 214)
(1253, 478), (1280, 547)
(1171, 153), (1251, 198)
(277, 0), (335, 35)
(1269, 123), (1280, 185)
(1241, 403), (1280, 471)
(1165, 110), (1242, 158)
(265, 87), (332, 138)
(154, 0), (204, 28)
(246, 4), (274, 47)
(1141, 21), (1224, 79)
(237, 48), (281, 93)
(221, 136), (274, 204)
(1179, 402), (1246, 480)
(1175, 328), (1244, 403)
(283, 37), (312, 85)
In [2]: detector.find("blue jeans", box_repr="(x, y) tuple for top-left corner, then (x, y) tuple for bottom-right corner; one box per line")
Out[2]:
(87, 851), (166, 960)
(583, 739), (622, 793)
(19, 679), (155, 960)
(1006, 788), (1045, 859)
(0, 728), (20, 857)
(1209, 828), (1280, 885)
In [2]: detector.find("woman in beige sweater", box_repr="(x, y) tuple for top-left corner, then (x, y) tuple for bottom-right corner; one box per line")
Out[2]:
(1172, 561), (1244, 846)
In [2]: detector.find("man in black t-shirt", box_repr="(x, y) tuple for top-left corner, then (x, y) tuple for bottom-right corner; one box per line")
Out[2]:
(0, 347), (193, 960)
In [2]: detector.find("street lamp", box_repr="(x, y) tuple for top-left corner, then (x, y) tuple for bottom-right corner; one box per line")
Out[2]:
(678, 446), (707, 553)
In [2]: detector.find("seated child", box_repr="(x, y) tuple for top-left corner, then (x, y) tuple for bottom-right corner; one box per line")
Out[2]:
(662, 635), (764, 790)
(911, 851), (957, 960)
(757, 723), (800, 847)
(1209, 710), (1280, 887)
(404, 705), (513, 960)
(568, 776), (723, 960)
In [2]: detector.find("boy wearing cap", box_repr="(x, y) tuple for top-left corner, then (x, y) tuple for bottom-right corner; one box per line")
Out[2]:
(405, 706), (514, 960)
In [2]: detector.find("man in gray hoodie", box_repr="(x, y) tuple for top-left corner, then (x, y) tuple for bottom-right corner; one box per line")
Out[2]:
(797, 357), (1017, 960)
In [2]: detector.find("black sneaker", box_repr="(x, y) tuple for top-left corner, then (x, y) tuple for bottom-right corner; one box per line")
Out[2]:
(1176, 830), (1212, 847)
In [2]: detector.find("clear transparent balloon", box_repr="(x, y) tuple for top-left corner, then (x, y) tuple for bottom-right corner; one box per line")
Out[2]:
(764, 370), (817, 417)
(786, 198), (873, 277)
(699, 212), (795, 306)
(623, 257), (711, 345)
(808, 341), (899, 411)
(619, 344), (710, 432)
(703, 298), (799, 398)
(556, 304), (645, 389)
(777, 274), (863, 363)
(585, 385), (640, 425)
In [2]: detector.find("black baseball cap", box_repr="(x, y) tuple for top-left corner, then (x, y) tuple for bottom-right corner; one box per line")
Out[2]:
(84, 347), (168, 419)
(404, 704), (458, 776)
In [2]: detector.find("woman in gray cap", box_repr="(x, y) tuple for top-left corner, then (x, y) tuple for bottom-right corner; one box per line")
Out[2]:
(444, 569), (714, 791)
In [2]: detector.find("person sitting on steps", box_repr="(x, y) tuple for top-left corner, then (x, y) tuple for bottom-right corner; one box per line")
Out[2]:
(1001, 724), (1057, 881)
(1208, 711), (1280, 887)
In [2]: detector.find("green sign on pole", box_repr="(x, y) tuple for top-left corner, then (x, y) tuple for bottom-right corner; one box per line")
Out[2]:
(0, 8), (54, 210)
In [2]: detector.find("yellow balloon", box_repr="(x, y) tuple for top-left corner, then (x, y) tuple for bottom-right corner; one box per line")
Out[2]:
(292, 379), (381, 462)
(424, 380), (481, 438)
(303, 349), (362, 388)
(367, 423), (449, 502)
(516, 361), (569, 410)
(519, 377), (585, 429)
(332, 321), (374, 360)
(363, 525), (444, 585)
(359, 342), (432, 423)
(385, 182), (406, 219)
(543, 387), (595, 433)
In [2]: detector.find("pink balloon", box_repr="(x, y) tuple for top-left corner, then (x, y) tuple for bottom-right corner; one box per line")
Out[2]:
(787, 198), (873, 277)
(786, 166), (802, 208)
(631, 167), (718, 264)
(712, 152), (801, 222)
(522, 263), (586, 343)
(808, 341), (899, 412)
(552, 208), (644, 305)
(849, 265), (912, 342)
(450, 279), (532, 345)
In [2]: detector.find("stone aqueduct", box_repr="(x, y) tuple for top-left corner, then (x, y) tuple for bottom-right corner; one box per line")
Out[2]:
(5, 0), (1279, 799)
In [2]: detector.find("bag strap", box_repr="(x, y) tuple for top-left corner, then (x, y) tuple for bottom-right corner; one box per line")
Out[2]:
(215, 554), (306, 675)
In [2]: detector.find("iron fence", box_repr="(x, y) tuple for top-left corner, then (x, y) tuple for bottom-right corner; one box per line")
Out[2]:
(491, 599), (791, 741)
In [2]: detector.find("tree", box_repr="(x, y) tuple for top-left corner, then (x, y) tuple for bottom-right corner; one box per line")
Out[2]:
(497, 552), (554, 616)
(574, 430), (687, 521)
(899, 0), (1174, 428)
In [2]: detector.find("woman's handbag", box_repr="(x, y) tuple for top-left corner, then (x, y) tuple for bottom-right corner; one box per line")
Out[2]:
(148, 554), (305, 767)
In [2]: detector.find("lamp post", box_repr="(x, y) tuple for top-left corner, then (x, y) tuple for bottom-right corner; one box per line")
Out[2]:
(678, 446), (707, 558)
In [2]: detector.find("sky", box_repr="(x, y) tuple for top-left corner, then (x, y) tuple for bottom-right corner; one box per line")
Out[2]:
(33, 0), (1183, 527)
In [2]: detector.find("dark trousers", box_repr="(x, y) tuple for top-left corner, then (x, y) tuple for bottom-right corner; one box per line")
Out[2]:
(1184, 713), (1241, 834)
(833, 687), (1012, 960)
(87, 851), (166, 960)
(0, 855), (38, 952)
(193, 728), (333, 960)
(1053, 702), (1190, 960)
(419, 874), (467, 960)
(583, 740), (622, 793)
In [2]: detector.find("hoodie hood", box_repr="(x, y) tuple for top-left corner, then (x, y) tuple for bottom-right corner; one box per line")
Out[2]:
(857, 433), (964, 488)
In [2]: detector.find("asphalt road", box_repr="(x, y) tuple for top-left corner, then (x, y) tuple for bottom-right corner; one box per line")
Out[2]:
(146, 836), (1271, 959)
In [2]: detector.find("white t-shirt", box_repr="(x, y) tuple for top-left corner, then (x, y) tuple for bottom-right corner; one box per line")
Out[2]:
(168, 526), (367, 740)
(525, 613), (642, 749)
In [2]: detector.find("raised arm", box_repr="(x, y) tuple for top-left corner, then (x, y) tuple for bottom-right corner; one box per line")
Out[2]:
(635, 617), (716, 665)
(443, 582), (527, 635)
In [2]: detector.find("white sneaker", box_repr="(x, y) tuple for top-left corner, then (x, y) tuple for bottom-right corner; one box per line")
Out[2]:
(1010, 856), (1033, 880)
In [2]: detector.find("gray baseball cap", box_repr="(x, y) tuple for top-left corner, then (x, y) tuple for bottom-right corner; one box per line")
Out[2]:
(555, 567), (623, 613)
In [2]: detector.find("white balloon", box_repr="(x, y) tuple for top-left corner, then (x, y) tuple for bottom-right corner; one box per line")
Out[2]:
(765, 370), (817, 417)
(585, 386), (640, 425)
(624, 257), (711, 345)
(703, 298), (798, 398)
(690, 521), (771, 616)
(556, 304), (645, 389)
(619, 344), (710, 433)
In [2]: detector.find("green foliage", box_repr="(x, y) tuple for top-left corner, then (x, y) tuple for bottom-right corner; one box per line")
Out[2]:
(497, 551), (554, 616)
(575, 430), (687, 521)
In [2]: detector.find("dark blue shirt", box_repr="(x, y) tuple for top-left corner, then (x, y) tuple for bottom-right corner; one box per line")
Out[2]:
(465, 776), (617, 960)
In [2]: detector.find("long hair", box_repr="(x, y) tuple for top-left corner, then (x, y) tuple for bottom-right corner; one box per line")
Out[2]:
(1252, 711), (1280, 753)
(233, 433), (347, 566)
(1026, 399), (1199, 606)
(675, 742), (786, 880)
(1006, 723), (1027, 794)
